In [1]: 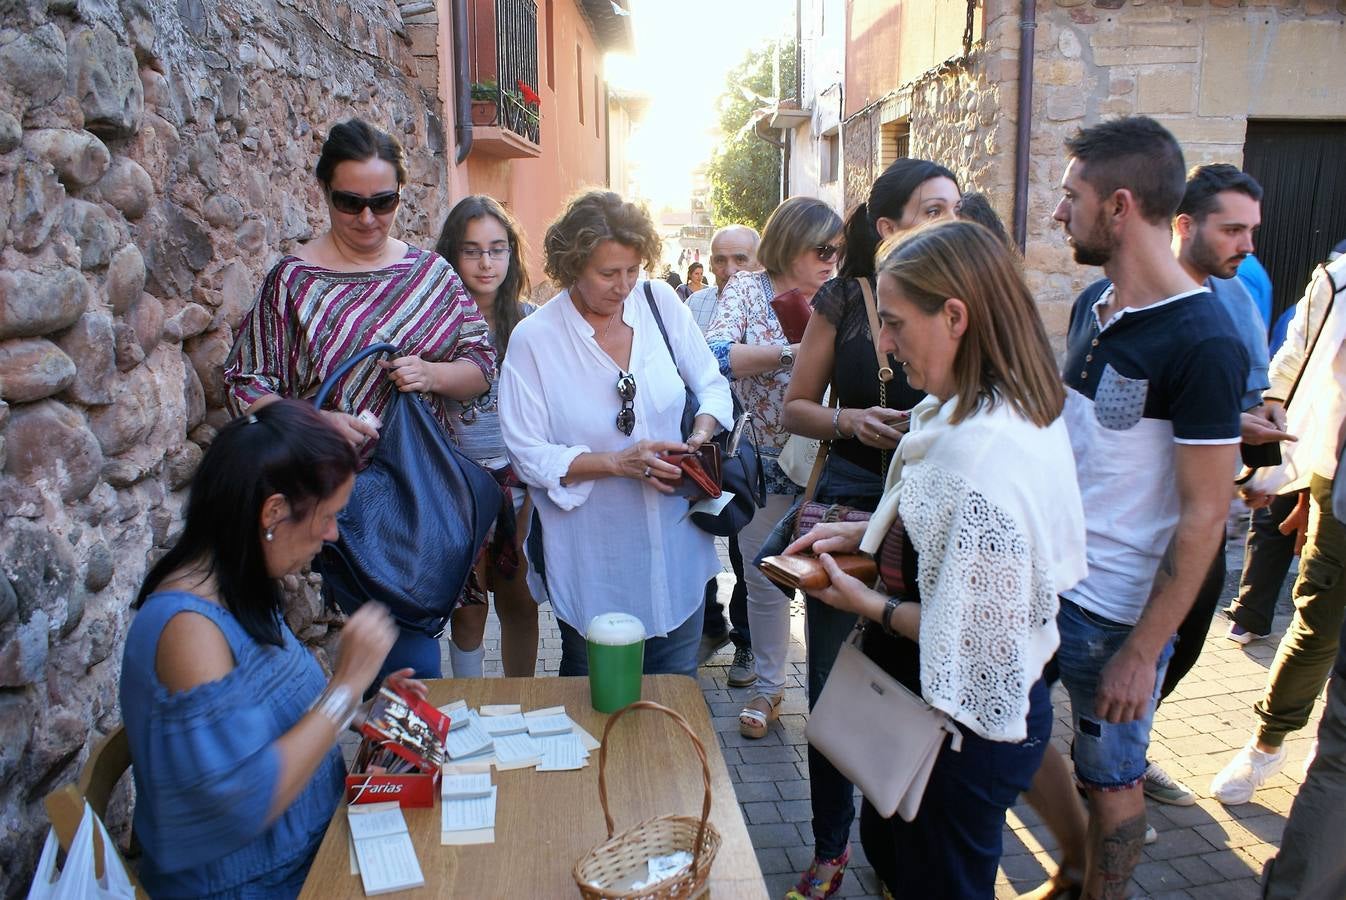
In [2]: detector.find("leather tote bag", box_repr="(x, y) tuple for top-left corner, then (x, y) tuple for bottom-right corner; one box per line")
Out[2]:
(805, 626), (962, 821)
(312, 343), (498, 637)
(643, 284), (766, 536)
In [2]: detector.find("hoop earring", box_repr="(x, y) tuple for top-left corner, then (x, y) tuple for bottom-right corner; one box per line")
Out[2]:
(265, 528), (275, 542)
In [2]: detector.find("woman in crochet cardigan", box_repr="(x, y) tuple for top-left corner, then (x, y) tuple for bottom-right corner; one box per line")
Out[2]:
(786, 219), (1088, 898)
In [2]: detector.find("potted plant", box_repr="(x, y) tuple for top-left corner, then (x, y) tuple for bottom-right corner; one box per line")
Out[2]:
(470, 80), (498, 126)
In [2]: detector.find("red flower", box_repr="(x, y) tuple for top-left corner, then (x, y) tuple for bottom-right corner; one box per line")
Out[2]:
(516, 80), (541, 106)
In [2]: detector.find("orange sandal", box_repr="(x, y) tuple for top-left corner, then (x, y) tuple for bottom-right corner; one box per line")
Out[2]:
(738, 692), (782, 739)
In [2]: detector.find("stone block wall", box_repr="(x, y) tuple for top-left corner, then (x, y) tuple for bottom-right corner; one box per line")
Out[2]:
(0, 0), (452, 892)
(875, 0), (1346, 347)
(1018, 0), (1346, 338)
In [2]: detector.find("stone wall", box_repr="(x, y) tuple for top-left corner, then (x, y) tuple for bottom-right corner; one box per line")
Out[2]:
(1017, 0), (1346, 339)
(0, 0), (451, 892)
(859, 0), (1346, 347)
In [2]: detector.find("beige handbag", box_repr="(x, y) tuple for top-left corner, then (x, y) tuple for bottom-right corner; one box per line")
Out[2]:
(804, 627), (962, 821)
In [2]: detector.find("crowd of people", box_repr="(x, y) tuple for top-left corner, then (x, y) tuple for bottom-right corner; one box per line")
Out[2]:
(117, 113), (1346, 900)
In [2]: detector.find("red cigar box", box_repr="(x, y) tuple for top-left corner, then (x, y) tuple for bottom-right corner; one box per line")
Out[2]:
(344, 685), (451, 808)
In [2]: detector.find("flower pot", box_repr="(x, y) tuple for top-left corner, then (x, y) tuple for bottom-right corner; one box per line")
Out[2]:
(470, 99), (497, 126)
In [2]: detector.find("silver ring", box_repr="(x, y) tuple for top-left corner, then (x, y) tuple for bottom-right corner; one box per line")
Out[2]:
(643, 466), (651, 478)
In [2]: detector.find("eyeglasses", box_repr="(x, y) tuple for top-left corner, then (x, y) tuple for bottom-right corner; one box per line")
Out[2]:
(460, 247), (511, 261)
(329, 189), (401, 216)
(616, 372), (637, 436)
(814, 243), (840, 262)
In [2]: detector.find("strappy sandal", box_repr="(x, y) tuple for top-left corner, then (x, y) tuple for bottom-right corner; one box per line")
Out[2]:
(738, 692), (782, 739)
(785, 845), (850, 900)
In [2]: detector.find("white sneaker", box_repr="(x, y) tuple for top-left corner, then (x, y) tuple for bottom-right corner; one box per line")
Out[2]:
(1210, 740), (1286, 805)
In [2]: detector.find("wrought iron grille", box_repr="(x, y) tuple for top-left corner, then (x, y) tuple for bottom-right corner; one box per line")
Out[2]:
(493, 0), (540, 144)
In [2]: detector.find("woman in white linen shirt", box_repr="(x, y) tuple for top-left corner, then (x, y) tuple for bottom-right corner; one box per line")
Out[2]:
(786, 220), (1088, 897)
(499, 191), (733, 677)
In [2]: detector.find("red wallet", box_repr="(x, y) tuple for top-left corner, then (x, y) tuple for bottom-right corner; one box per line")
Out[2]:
(664, 444), (722, 500)
(771, 288), (812, 343)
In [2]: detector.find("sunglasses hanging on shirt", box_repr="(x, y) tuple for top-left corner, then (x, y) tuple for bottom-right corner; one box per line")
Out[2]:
(616, 372), (636, 436)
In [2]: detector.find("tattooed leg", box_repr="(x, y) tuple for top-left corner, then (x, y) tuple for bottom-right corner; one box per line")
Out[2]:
(1083, 785), (1146, 900)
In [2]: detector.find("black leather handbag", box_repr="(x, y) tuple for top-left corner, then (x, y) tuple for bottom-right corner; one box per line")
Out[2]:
(311, 343), (498, 637)
(643, 284), (766, 536)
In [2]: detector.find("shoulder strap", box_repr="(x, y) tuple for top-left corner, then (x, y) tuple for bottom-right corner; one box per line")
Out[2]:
(800, 391), (837, 504)
(1284, 264), (1339, 410)
(856, 278), (893, 383)
(644, 281), (679, 366)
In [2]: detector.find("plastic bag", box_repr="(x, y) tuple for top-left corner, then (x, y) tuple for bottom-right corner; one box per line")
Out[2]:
(27, 802), (135, 900)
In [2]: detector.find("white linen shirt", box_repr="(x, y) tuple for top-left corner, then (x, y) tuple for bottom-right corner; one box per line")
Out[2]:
(499, 279), (734, 637)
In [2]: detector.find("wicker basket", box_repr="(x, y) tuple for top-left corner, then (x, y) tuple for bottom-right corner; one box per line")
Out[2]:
(573, 701), (723, 899)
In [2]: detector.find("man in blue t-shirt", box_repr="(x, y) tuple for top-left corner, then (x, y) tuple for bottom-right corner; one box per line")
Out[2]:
(1028, 117), (1247, 899)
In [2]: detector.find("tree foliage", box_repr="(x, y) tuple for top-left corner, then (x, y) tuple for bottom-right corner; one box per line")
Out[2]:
(707, 40), (797, 233)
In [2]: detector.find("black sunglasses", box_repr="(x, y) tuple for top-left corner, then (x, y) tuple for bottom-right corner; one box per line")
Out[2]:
(616, 372), (636, 436)
(329, 189), (401, 216)
(814, 243), (840, 262)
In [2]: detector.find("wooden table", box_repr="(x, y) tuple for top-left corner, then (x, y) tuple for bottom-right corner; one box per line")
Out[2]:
(301, 675), (768, 898)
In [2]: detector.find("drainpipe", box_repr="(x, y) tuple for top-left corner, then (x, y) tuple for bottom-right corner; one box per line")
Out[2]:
(452, 0), (472, 164)
(1011, 0), (1036, 252)
(753, 116), (788, 203)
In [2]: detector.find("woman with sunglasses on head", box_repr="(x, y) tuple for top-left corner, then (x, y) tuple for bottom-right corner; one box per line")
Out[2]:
(498, 190), (733, 677)
(786, 221), (1086, 898)
(224, 118), (495, 682)
(774, 159), (959, 899)
(703, 196), (843, 741)
(434, 195), (540, 678)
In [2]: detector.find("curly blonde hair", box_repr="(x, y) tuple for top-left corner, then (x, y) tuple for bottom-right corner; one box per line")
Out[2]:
(543, 190), (662, 286)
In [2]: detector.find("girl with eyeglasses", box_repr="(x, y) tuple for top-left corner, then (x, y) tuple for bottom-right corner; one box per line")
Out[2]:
(498, 190), (733, 678)
(702, 196), (843, 744)
(224, 119), (495, 683)
(433, 195), (541, 678)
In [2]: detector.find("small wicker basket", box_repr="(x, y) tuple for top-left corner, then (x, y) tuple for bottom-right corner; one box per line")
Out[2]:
(572, 701), (723, 899)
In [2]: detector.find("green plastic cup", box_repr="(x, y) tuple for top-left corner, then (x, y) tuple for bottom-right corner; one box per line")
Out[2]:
(586, 612), (646, 713)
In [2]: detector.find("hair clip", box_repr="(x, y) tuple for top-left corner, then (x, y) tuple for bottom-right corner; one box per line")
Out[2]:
(247, 413), (259, 424)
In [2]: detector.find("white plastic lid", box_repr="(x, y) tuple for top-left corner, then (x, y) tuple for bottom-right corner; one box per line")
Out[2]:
(586, 612), (646, 646)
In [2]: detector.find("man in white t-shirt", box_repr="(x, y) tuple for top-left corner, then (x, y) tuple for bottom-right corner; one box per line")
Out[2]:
(1027, 117), (1246, 900)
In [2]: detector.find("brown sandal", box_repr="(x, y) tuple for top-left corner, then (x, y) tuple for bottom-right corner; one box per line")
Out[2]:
(738, 693), (782, 739)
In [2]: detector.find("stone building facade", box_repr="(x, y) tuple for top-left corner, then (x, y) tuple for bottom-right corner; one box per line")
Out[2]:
(828, 0), (1346, 344)
(0, 0), (458, 890)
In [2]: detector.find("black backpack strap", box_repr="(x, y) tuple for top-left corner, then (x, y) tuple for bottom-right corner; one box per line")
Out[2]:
(644, 281), (679, 370)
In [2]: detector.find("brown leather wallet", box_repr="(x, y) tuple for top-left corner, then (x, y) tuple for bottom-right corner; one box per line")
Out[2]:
(758, 553), (878, 592)
(664, 444), (722, 500)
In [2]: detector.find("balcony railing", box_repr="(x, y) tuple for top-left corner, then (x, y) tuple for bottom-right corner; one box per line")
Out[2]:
(495, 0), (539, 144)
(468, 0), (540, 156)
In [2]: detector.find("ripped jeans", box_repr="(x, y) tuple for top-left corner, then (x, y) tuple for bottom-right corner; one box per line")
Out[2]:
(1056, 597), (1175, 790)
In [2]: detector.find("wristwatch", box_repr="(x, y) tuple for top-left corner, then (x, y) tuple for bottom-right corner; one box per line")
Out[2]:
(779, 346), (795, 370)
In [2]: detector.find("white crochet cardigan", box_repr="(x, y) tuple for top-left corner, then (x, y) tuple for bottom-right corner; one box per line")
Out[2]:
(860, 394), (1088, 742)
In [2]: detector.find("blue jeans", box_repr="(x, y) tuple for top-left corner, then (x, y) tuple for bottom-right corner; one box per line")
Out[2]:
(556, 601), (705, 678)
(861, 677), (1053, 899)
(1056, 598), (1175, 790)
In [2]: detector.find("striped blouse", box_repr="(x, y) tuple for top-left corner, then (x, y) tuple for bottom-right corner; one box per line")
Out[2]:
(223, 245), (495, 435)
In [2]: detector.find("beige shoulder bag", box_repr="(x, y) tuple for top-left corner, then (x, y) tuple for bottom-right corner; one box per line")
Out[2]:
(804, 625), (962, 821)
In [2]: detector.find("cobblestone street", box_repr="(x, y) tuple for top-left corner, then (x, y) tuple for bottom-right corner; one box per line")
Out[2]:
(470, 535), (1320, 899)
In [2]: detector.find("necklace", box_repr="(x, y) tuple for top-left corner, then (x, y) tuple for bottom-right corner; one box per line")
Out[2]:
(601, 310), (620, 340)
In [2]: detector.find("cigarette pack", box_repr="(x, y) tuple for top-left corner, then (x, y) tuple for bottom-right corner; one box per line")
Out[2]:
(345, 685), (451, 808)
